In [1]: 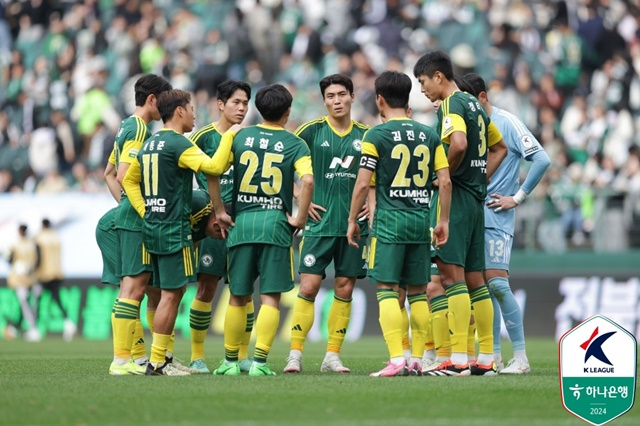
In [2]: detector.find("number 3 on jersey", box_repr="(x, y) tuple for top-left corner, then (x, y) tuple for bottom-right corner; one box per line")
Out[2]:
(477, 115), (487, 157)
(391, 144), (430, 187)
(239, 151), (284, 195)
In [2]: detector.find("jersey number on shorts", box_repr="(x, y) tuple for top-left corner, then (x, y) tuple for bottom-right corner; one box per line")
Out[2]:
(239, 151), (284, 194)
(390, 144), (430, 187)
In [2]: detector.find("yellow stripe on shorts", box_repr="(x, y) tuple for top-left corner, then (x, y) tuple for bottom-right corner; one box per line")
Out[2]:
(142, 244), (151, 265)
(290, 247), (294, 281)
(368, 237), (377, 270)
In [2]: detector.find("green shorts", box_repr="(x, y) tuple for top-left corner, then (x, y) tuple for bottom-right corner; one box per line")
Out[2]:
(150, 245), (197, 290)
(299, 236), (367, 278)
(367, 237), (430, 285)
(116, 228), (152, 278)
(228, 244), (294, 296)
(197, 237), (227, 278)
(95, 211), (119, 286)
(431, 187), (485, 271)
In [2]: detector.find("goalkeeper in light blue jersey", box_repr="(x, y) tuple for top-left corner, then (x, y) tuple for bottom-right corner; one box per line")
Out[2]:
(462, 73), (551, 375)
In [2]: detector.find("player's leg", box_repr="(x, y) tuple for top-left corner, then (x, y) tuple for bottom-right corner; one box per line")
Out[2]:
(146, 246), (195, 376)
(214, 244), (255, 376)
(238, 299), (254, 372)
(286, 236), (330, 373)
(424, 270), (450, 373)
(249, 245), (294, 376)
(321, 237), (367, 373)
(398, 286), (410, 360)
(368, 238), (408, 377)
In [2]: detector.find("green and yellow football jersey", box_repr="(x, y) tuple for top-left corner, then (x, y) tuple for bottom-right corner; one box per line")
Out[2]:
(295, 117), (369, 236)
(113, 116), (151, 231)
(190, 123), (234, 203)
(437, 91), (502, 201)
(227, 124), (312, 248)
(361, 117), (447, 243)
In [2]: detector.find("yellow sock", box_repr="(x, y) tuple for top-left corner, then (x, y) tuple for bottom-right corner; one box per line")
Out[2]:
(253, 305), (280, 363)
(407, 293), (429, 359)
(431, 295), (450, 358)
(131, 319), (146, 361)
(424, 302), (434, 352)
(290, 295), (314, 352)
(167, 330), (175, 355)
(150, 332), (171, 365)
(224, 305), (247, 362)
(111, 298), (118, 356)
(113, 298), (140, 359)
(377, 289), (403, 359)
(470, 286), (494, 356)
(146, 310), (155, 335)
(326, 296), (352, 354)
(446, 282), (471, 355)
(190, 299), (212, 362)
(468, 305), (476, 359)
(400, 306), (410, 351)
(239, 300), (254, 360)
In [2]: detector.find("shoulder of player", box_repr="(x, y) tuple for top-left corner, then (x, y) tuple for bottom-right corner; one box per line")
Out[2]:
(189, 123), (217, 143)
(294, 117), (326, 136)
(492, 107), (530, 138)
(352, 120), (370, 132)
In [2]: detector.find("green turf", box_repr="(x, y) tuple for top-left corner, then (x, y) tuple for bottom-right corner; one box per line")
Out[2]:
(0, 337), (637, 426)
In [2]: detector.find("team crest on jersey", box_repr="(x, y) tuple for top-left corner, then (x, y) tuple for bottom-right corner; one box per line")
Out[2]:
(201, 254), (213, 267)
(303, 254), (316, 267)
(353, 139), (362, 151)
(274, 141), (284, 152)
(521, 135), (534, 148)
(443, 116), (453, 133)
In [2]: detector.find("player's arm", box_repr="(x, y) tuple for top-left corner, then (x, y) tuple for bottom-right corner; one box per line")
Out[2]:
(116, 135), (144, 188)
(178, 126), (239, 176)
(290, 156), (314, 230)
(367, 177), (376, 228)
(348, 140), (376, 248)
(206, 174), (234, 236)
(433, 144), (451, 248)
(104, 153), (121, 202)
(441, 112), (467, 173)
(486, 121), (507, 181)
(121, 158), (146, 218)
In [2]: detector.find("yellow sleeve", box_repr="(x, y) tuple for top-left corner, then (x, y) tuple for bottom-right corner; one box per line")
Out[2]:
(178, 130), (235, 176)
(369, 172), (376, 186)
(121, 159), (145, 217)
(119, 139), (144, 165)
(440, 113), (466, 143)
(487, 121), (503, 147)
(361, 141), (378, 158)
(433, 144), (449, 171)
(294, 155), (313, 177)
(108, 149), (116, 166)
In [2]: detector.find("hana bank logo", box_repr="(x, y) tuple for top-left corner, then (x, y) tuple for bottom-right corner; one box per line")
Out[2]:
(581, 327), (616, 373)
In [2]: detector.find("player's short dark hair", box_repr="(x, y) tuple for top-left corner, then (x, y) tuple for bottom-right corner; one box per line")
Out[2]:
(255, 84), (292, 122)
(217, 80), (251, 104)
(375, 71), (412, 109)
(134, 74), (173, 107)
(319, 74), (354, 98)
(454, 75), (473, 93)
(157, 89), (191, 123)
(413, 50), (454, 81)
(42, 218), (51, 228)
(18, 224), (27, 234)
(462, 73), (487, 98)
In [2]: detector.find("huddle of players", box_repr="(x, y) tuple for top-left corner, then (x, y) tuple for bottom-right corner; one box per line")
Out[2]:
(96, 48), (548, 377)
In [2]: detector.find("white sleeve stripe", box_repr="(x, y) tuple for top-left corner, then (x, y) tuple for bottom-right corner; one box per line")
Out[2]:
(499, 110), (529, 138)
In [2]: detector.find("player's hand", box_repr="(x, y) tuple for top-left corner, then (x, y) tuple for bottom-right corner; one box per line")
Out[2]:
(357, 203), (369, 223)
(346, 220), (361, 248)
(432, 178), (439, 189)
(287, 213), (305, 236)
(486, 193), (518, 213)
(432, 221), (449, 249)
(307, 202), (326, 221)
(216, 212), (234, 239)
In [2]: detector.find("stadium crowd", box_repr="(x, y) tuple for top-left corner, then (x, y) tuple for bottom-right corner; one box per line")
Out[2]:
(0, 0), (639, 250)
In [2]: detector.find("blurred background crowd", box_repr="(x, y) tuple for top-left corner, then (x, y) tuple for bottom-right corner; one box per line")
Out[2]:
(0, 0), (639, 252)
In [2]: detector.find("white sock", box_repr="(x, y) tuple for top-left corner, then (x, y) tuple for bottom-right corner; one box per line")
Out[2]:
(514, 350), (528, 362)
(494, 352), (503, 363)
(391, 356), (405, 366)
(403, 349), (411, 360)
(410, 357), (422, 365)
(114, 357), (129, 366)
(423, 349), (435, 360)
(289, 349), (302, 358)
(451, 352), (467, 365)
(436, 355), (449, 363)
(476, 353), (493, 365)
(324, 351), (339, 360)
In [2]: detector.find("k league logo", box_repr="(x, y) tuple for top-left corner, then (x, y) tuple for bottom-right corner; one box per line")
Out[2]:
(559, 315), (637, 426)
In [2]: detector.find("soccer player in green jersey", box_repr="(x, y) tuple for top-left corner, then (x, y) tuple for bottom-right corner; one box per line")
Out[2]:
(414, 51), (508, 376)
(187, 80), (252, 374)
(122, 89), (233, 376)
(107, 74), (172, 375)
(347, 71), (452, 377)
(284, 74), (370, 374)
(212, 84), (314, 377)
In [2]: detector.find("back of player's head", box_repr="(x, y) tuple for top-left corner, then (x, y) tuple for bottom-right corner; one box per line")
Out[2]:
(255, 84), (292, 122)
(42, 218), (51, 228)
(413, 50), (454, 81)
(462, 73), (487, 98)
(375, 71), (412, 109)
(319, 74), (354, 98)
(454, 75), (473, 93)
(134, 74), (173, 107)
(217, 80), (251, 103)
(157, 89), (191, 123)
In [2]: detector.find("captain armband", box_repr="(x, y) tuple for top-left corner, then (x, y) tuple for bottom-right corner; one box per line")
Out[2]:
(360, 155), (377, 171)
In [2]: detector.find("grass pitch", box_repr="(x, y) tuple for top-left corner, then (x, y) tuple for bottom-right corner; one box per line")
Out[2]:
(1, 337), (637, 426)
